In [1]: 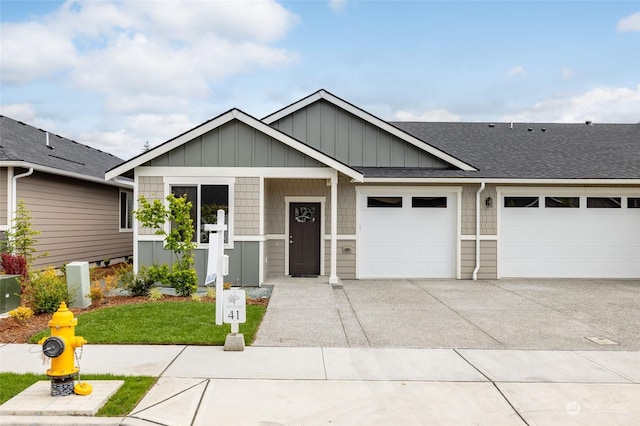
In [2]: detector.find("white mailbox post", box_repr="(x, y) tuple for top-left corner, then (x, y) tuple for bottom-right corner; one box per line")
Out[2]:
(204, 210), (228, 326)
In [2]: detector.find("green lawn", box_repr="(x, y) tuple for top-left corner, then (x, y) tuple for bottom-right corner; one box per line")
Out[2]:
(30, 301), (266, 345)
(0, 373), (156, 417)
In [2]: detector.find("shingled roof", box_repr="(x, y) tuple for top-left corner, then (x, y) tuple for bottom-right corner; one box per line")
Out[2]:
(0, 115), (124, 181)
(380, 121), (640, 180)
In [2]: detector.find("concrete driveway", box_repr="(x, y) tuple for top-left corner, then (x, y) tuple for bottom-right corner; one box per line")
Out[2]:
(253, 279), (640, 350)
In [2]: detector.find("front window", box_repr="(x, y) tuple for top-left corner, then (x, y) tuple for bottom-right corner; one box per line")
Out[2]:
(171, 184), (230, 244)
(120, 190), (134, 230)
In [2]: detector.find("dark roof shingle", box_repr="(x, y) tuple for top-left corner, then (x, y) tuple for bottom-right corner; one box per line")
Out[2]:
(389, 122), (640, 179)
(0, 115), (124, 180)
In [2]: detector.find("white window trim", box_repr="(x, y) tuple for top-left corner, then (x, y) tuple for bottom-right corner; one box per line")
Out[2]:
(119, 189), (134, 232)
(163, 178), (235, 249)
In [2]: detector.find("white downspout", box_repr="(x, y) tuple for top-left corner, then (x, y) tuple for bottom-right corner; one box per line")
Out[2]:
(9, 167), (34, 248)
(472, 181), (485, 281)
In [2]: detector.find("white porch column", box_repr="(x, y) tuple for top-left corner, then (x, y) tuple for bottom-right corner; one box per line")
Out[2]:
(329, 176), (338, 285)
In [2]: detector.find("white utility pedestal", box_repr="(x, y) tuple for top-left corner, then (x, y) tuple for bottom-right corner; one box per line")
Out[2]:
(66, 261), (91, 308)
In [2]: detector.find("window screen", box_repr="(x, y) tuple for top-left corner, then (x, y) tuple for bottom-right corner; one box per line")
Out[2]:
(412, 196), (447, 208)
(367, 197), (402, 208)
(587, 197), (621, 208)
(545, 197), (579, 208)
(504, 197), (539, 208)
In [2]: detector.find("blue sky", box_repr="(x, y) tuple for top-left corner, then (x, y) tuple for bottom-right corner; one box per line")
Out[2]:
(1, 0), (639, 160)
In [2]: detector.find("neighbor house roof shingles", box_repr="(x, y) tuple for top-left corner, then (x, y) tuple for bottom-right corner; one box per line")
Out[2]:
(0, 115), (124, 180)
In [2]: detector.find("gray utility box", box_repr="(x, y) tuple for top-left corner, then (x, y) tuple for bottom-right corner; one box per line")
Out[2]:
(0, 275), (21, 314)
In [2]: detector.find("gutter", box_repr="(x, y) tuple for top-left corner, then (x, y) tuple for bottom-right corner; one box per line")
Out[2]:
(0, 161), (131, 188)
(472, 181), (486, 281)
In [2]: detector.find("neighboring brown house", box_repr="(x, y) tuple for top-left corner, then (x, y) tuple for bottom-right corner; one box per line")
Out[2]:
(0, 115), (133, 269)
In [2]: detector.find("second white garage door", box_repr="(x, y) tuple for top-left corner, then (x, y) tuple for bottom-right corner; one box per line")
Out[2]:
(358, 188), (457, 279)
(500, 194), (640, 278)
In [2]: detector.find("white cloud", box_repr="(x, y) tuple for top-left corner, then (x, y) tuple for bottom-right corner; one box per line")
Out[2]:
(508, 65), (526, 78)
(78, 128), (143, 160)
(0, 103), (37, 123)
(127, 113), (195, 139)
(501, 85), (640, 123)
(561, 66), (574, 80)
(0, 22), (77, 83)
(617, 12), (640, 32)
(329, 0), (348, 13)
(393, 109), (461, 122)
(1, 0), (300, 98)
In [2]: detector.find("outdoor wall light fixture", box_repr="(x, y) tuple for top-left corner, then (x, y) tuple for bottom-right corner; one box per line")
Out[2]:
(485, 196), (493, 208)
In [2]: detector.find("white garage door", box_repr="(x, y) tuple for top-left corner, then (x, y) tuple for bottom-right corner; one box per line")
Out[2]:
(358, 190), (456, 278)
(500, 195), (640, 278)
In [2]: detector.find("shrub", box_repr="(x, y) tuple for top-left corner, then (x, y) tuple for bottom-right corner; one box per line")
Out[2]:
(147, 287), (164, 302)
(89, 275), (118, 303)
(2, 200), (48, 267)
(191, 293), (202, 302)
(120, 266), (156, 297)
(23, 267), (74, 314)
(1, 253), (28, 282)
(167, 267), (198, 297)
(205, 287), (215, 300)
(8, 306), (33, 324)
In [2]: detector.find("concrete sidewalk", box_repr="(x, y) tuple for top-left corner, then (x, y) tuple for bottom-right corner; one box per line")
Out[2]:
(1, 344), (639, 425)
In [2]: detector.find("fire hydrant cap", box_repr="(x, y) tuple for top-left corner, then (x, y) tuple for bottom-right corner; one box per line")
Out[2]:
(48, 302), (77, 328)
(74, 382), (93, 395)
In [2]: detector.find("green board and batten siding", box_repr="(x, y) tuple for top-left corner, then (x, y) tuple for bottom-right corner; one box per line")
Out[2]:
(270, 100), (451, 169)
(146, 120), (325, 168)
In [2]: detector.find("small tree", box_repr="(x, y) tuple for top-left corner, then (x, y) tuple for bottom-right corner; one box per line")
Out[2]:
(1, 200), (47, 267)
(134, 194), (198, 296)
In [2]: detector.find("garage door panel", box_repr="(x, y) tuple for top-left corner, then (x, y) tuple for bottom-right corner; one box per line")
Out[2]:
(501, 194), (639, 278)
(359, 192), (456, 279)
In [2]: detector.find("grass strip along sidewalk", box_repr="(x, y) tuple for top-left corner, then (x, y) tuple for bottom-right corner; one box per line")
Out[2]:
(0, 373), (156, 416)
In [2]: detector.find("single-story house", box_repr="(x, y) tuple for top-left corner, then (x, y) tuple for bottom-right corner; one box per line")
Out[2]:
(106, 90), (640, 285)
(0, 115), (134, 269)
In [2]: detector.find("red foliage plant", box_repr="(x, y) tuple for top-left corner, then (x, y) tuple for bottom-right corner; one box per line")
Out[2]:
(1, 253), (28, 282)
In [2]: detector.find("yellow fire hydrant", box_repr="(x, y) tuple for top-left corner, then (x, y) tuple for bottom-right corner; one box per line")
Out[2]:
(38, 302), (92, 396)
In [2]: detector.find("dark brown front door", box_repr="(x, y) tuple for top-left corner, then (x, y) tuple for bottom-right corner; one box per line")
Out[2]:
(289, 202), (321, 276)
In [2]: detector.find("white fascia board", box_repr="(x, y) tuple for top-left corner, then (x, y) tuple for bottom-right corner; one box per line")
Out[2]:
(137, 166), (340, 179)
(362, 177), (640, 185)
(1, 161), (131, 188)
(263, 90), (476, 172)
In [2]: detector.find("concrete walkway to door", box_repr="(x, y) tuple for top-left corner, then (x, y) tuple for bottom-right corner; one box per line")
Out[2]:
(253, 278), (640, 351)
